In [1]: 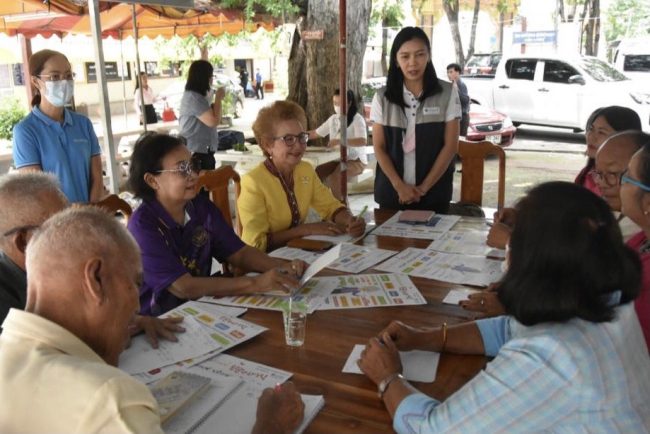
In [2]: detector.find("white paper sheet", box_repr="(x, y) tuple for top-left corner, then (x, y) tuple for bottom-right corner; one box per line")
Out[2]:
(299, 243), (341, 286)
(376, 247), (503, 287)
(343, 344), (440, 382)
(373, 211), (461, 240)
(189, 354), (293, 389)
(427, 231), (506, 258)
(120, 316), (221, 375)
(442, 288), (481, 305)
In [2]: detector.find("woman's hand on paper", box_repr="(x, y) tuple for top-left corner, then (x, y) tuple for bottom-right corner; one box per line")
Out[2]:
(252, 268), (301, 295)
(486, 222), (512, 249)
(276, 259), (307, 279)
(459, 290), (505, 318)
(345, 216), (366, 237)
(380, 320), (429, 352)
(357, 333), (402, 386)
(253, 382), (305, 434)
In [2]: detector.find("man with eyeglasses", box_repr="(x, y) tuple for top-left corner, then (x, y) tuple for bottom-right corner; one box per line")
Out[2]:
(593, 130), (648, 240)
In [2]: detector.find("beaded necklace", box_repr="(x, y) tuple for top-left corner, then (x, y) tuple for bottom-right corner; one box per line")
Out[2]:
(264, 158), (301, 228)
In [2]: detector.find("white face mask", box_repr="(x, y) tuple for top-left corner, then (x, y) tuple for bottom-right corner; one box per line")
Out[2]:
(333, 106), (340, 115)
(43, 80), (74, 107)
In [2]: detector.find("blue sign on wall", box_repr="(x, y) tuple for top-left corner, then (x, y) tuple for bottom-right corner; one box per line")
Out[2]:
(513, 31), (557, 44)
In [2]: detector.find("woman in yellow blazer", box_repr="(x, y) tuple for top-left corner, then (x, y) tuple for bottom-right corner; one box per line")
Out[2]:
(238, 100), (365, 252)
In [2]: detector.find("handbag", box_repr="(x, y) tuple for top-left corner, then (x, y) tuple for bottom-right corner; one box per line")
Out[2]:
(162, 102), (177, 122)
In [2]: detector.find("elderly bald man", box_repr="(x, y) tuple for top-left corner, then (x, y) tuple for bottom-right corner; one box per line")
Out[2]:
(594, 130), (649, 240)
(0, 172), (183, 348)
(0, 207), (304, 433)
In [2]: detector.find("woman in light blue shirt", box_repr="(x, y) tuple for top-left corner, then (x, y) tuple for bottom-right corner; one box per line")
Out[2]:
(359, 181), (650, 433)
(13, 50), (103, 203)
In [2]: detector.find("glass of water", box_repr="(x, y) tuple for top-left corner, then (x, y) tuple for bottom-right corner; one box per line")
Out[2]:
(283, 301), (307, 347)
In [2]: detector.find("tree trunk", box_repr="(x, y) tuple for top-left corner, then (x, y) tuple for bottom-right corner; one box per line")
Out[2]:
(442, 0), (464, 65)
(584, 0), (600, 56)
(558, 0), (565, 22)
(381, 18), (389, 75)
(466, 0), (481, 64)
(287, 20), (308, 110)
(288, 1), (371, 130)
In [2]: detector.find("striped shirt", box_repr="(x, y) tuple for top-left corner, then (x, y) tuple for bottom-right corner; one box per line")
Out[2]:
(394, 304), (650, 433)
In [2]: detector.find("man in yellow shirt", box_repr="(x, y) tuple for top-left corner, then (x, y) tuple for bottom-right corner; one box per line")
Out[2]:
(0, 207), (303, 433)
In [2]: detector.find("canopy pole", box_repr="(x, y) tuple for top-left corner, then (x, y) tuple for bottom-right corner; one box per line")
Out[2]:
(338, 0), (348, 205)
(133, 4), (146, 133)
(89, 0), (119, 195)
(19, 35), (33, 107)
(119, 30), (128, 128)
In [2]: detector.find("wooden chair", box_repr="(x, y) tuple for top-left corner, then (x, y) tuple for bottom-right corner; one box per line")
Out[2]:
(96, 194), (133, 223)
(457, 140), (506, 210)
(197, 166), (242, 235)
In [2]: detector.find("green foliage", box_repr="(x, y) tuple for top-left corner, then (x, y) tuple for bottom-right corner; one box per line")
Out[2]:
(0, 98), (26, 141)
(221, 91), (235, 116)
(219, 0), (300, 21)
(605, 0), (650, 42)
(370, 0), (404, 27)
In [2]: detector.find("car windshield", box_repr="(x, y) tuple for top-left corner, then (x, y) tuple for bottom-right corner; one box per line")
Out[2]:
(467, 55), (491, 67)
(578, 58), (629, 82)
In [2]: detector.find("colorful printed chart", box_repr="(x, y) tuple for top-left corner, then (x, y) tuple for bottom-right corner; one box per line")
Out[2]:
(200, 278), (336, 313)
(427, 231), (506, 258)
(316, 273), (426, 310)
(372, 211), (461, 239)
(375, 247), (503, 287)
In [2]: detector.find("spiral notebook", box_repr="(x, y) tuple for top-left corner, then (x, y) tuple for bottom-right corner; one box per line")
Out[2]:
(161, 375), (244, 434)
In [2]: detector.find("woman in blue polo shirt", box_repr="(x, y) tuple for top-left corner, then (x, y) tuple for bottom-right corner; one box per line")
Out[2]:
(370, 27), (461, 213)
(12, 50), (103, 203)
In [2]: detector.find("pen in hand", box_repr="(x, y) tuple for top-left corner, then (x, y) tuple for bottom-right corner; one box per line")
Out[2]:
(357, 205), (368, 221)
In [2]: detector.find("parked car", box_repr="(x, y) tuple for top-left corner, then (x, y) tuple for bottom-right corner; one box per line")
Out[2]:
(612, 37), (650, 81)
(463, 52), (502, 76)
(362, 77), (516, 146)
(464, 55), (650, 133)
(153, 73), (244, 120)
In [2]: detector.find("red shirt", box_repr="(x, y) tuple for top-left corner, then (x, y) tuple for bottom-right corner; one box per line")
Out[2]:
(574, 166), (602, 196)
(627, 231), (650, 350)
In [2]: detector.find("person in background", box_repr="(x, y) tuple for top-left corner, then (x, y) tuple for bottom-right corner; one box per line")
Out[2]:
(238, 100), (365, 252)
(239, 67), (249, 96)
(593, 130), (647, 240)
(134, 71), (158, 125)
(620, 141), (650, 350)
(575, 106), (641, 195)
(309, 89), (368, 201)
(179, 60), (224, 171)
(255, 68), (264, 100)
(446, 63), (469, 137)
(359, 181), (649, 432)
(0, 172), (185, 346)
(371, 27), (461, 212)
(12, 49), (104, 203)
(0, 207), (304, 433)
(127, 133), (306, 316)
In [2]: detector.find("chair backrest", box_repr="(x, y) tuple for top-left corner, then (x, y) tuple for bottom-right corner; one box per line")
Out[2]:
(457, 140), (506, 210)
(95, 194), (133, 223)
(197, 166), (241, 234)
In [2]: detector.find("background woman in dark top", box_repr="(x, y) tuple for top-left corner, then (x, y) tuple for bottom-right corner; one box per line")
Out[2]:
(370, 27), (461, 212)
(179, 60), (225, 171)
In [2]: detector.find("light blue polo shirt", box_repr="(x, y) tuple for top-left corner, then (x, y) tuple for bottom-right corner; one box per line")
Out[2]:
(12, 107), (101, 203)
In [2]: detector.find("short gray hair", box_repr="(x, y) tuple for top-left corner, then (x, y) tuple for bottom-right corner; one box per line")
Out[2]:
(0, 172), (68, 235)
(26, 207), (139, 275)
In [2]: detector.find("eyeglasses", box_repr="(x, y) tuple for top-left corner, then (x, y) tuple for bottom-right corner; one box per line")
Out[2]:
(2, 224), (39, 237)
(620, 169), (650, 192)
(37, 72), (76, 82)
(273, 132), (309, 147)
(590, 169), (624, 187)
(155, 159), (202, 178)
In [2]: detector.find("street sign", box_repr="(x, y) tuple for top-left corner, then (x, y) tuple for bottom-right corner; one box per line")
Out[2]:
(302, 30), (325, 41)
(513, 31), (557, 45)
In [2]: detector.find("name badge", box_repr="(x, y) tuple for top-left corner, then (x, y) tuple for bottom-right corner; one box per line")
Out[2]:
(423, 107), (441, 115)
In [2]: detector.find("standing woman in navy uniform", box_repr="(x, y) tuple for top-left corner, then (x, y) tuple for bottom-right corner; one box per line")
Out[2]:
(370, 27), (461, 212)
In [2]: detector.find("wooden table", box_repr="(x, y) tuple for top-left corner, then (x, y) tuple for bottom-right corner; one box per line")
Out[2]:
(228, 209), (488, 433)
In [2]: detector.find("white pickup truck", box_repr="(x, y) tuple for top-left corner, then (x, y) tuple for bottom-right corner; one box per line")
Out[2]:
(464, 55), (650, 132)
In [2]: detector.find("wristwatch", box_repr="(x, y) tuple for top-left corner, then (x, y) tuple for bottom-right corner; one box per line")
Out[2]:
(377, 373), (403, 398)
